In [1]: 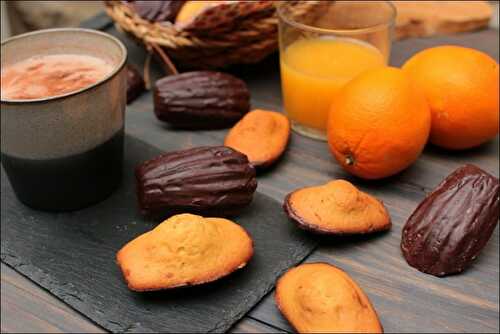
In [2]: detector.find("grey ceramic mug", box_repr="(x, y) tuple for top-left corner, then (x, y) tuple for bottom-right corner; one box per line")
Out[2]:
(0, 28), (127, 211)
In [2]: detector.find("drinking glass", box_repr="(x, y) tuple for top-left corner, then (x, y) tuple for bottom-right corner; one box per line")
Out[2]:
(278, 1), (396, 140)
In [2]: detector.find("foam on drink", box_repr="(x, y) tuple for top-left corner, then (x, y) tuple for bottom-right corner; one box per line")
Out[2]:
(1, 54), (113, 100)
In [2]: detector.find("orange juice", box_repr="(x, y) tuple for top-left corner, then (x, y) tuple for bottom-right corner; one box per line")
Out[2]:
(280, 38), (385, 136)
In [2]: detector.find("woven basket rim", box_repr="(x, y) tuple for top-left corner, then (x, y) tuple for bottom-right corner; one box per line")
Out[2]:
(105, 1), (278, 45)
(104, 0), (316, 69)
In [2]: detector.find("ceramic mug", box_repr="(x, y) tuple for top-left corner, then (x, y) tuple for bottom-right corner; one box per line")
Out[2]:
(0, 28), (127, 211)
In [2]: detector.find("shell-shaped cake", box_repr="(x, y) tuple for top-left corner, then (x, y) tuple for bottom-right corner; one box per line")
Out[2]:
(275, 263), (383, 333)
(225, 109), (290, 169)
(284, 180), (391, 235)
(154, 71), (250, 129)
(136, 146), (257, 218)
(401, 164), (499, 277)
(117, 213), (254, 291)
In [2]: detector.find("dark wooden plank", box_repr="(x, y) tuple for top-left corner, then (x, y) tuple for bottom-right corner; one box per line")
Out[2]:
(230, 318), (286, 334)
(1, 263), (105, 333)
(114, 27), (499, 333)
(1, 135), (317, 333)
(104, 88), (500, 334)
(311, 245), (499, 333)
(249, 201), (499, 333)
(1, 263), (281, 334)
(1, 14), (498, 334)
(113, 24), (500, 190)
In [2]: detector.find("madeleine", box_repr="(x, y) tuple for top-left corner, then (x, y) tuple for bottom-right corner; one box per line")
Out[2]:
(275, 263), (383, 333)
(284, 180), (391, 235)
(117, 214), (253, 291)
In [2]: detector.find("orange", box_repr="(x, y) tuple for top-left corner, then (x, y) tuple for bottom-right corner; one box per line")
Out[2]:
(327, 67), (431, 180)
(403, 45), (499, 150)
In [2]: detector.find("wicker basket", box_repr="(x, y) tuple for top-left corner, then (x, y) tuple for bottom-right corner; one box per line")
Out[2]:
(105, 0), (290, 70)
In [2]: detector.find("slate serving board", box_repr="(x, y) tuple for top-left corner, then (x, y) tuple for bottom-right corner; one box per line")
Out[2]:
(1, 135), (317, 333)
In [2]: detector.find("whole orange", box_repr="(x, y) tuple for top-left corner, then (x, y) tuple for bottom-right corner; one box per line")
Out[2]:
(327, 67), (431, 180)
(403, 45), (499, 150)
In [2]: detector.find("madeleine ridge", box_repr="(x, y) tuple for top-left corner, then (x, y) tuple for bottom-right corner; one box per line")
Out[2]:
(401, 164), (499, 277)
(136, 146), (257, 217)
(117, 214), (254, 291)
(154, 71), (250, 129)
(284, 180), (391, 234)
(275, 263), (383, 333)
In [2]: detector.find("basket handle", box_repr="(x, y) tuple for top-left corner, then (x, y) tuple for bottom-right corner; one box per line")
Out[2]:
(143, 42), (179, 89)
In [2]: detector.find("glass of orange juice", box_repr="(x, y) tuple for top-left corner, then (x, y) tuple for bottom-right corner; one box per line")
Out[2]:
(278, 1), (396, 140)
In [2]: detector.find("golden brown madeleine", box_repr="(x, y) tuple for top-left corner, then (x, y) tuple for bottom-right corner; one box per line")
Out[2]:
(175, 1), (224, 29)
(284, 180), (391, 235)
(275, 263), (383, 333)
(117, 214), (253, 291)
(175, 1), (273, 32)
(225, 109), (291, 168)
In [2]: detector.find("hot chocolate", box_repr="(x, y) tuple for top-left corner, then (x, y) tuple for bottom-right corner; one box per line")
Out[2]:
(1, 54), (113, 100)
(1, 28), (127, 212)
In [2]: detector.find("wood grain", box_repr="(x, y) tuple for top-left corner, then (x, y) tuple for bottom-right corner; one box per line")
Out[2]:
(1, 263), (282, 334)
(1, 135), (317, 333)
(1, 15), (499, 334)
(1, 263), (104, 333)
(394, 1), (493, 40)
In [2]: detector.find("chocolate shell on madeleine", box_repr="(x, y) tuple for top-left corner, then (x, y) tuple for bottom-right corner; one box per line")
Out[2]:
(275, 263), (383, 333)
(126, 64), (145, 104)
(117, 213), (253, 291)
(401, 164), (499, 277)
(127, 1), (186, 23)
(284, 180), (391, 235)
(136, 146), (257, 217)
(154, 71), (250, 129)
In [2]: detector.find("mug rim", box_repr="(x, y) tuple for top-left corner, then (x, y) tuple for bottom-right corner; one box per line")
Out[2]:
(277, 0), (397, 35)
(0, 28), (128, 105)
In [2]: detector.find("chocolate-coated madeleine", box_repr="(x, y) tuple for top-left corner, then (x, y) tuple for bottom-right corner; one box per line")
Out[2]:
(401, 164), (499, 277)
(127, 1), (185, 23)
(136, 146), (257, 217)
(154, 71), (250, 129)
(126, 64), (145, 104)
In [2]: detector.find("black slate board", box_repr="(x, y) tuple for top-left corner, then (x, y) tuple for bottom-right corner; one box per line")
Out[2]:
(1, 135), (317, 333)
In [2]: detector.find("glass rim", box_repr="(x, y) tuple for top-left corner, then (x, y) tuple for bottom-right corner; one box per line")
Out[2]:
(276, 0), (397, 35)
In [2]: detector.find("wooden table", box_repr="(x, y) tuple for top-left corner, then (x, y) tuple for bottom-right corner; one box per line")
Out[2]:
(1, 14), (499, 333)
